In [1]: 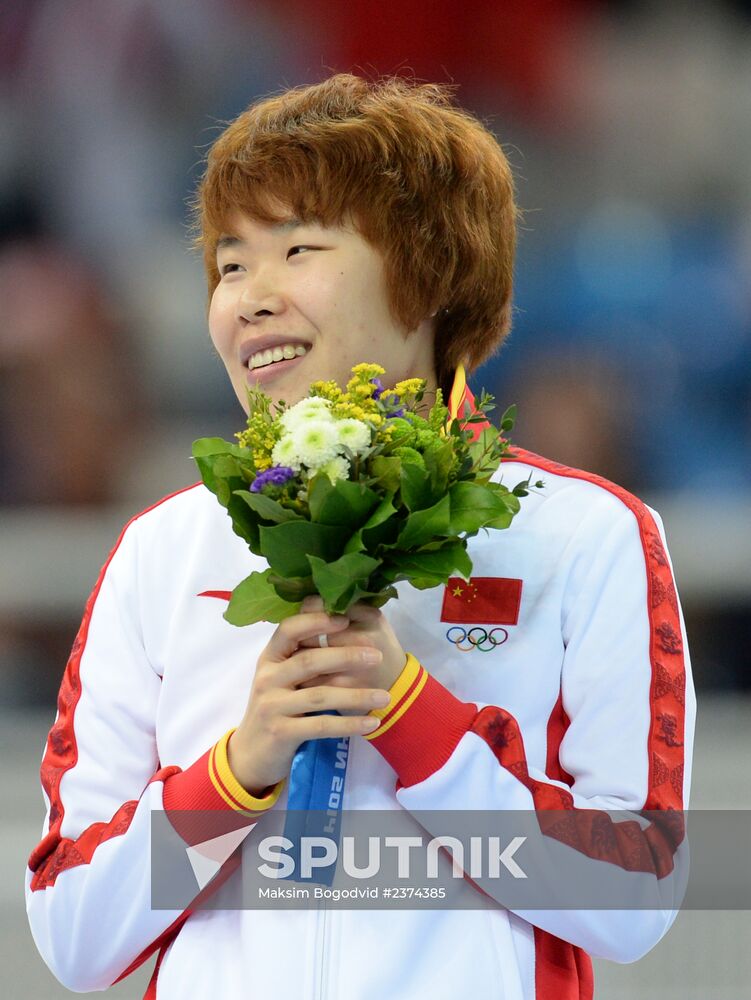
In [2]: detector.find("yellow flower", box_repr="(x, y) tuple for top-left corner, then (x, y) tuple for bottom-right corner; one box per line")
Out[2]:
(348, 382), (375, 398)
(235, 410), (281, 470)
(349, 362), (385, 379)
(392, 377), (426, 397)
(333, 402), (369, 421)
(310, 380), (344, 404)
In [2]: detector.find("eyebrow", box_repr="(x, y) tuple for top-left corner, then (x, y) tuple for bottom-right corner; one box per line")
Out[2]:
(216, 219), (303, 251)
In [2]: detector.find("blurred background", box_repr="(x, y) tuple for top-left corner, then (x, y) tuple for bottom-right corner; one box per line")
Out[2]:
(1, 0), (749, 996)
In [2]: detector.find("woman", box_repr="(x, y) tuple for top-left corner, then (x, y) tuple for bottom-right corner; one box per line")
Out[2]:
(26, 73), (694, 999)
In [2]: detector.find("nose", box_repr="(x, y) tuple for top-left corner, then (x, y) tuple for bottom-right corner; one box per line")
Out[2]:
(234, 270), (287, 324)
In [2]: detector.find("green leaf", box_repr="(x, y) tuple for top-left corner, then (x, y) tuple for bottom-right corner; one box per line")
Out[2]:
(342, 493), (399, 555)
(329, 583), (398, 614)
(267, 573), (317, 602)
(192, 439), (252, 485)
(409, 577), (443, 591)
(369, 455), (402, 493)
(396, 493), (451, 549)
(448, 481), (519, 533)
(381, 540), (472, 584)
(342, 531), (367, 556)
(308, 475), (380, 527)
(192, 439), (260, 547)
(500, 403), (517, 432)
(422, 439), (455, 494)
(259, 521), (343, 577)
(400, 462), (434, 512)
(307, 551), (382, 608)
(467, 426), (504, 478)
(192, 436), (247, 460)
(234, 490), (303, 523)
(224, 569), (299, 626)
(359, 585), (399, 608)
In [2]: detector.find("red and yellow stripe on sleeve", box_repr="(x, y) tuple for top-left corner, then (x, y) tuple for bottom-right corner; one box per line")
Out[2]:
(162, 729), (284, 848)
(364, 653), (477, 788)
(363, 653), (428, 740)
(209, 728), (284, 813)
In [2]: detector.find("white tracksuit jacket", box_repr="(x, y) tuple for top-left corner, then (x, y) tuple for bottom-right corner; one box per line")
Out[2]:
(25, 371), (695, 999)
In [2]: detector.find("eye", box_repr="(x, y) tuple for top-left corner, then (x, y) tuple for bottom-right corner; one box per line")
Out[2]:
(219, 262), (242, 276)
(287, 245), (317, 259)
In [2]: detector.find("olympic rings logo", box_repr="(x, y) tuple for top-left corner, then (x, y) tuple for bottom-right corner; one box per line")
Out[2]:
(446, 626), (509, 652)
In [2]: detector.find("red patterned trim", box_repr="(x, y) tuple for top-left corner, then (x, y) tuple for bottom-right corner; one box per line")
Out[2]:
(500, 446), (687, 813)
(534, 927), (594, 1000)
(474, 704), (684, 877)
(545, 690), (575, 788)
(27, 484), (202, 890)
(540, 606), (590, 998)
(470, 440), (689, 877)
(113, 848), (243, 991)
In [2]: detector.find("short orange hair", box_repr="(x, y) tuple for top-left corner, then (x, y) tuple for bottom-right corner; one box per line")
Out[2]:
(190, 73), (519, 399)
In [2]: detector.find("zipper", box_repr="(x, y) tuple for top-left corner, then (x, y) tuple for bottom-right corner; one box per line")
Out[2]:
(312, 897), (332, 1000)
(317, 903), (329, 1000)
(315, 730), (353, 999)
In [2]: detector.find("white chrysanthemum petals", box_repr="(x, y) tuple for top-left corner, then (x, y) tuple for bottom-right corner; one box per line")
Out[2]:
(271, 435), (303, 470)
(290, 420), (341, 468)
(334, 418), (371, 454)
(319, 455), (350, 484)
(280, 397), (334, 432)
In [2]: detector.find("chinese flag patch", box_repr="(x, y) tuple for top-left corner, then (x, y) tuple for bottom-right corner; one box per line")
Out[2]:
(441, 577), (522, 625)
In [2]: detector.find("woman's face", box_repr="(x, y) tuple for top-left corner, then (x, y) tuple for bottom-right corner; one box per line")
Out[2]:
(208, 211), (437, 412)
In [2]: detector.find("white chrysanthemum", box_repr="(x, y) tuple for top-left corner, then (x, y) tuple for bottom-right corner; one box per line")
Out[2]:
(280, 396), (334, 432)
(271, 435), (303, 471)
(291, 419), (341, 468)
(333, 418), (371, 454)
(319, 455), (351, 484)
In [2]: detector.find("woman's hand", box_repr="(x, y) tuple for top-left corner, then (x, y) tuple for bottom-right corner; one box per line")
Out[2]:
(227, 604), (393, 795)
(295, 595), (408, 700)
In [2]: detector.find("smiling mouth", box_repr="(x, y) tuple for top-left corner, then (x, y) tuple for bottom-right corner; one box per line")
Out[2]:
(247, 343), (309, 371)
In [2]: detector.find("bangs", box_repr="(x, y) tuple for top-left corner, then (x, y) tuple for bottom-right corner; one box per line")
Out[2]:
(191, 134), (376, 281)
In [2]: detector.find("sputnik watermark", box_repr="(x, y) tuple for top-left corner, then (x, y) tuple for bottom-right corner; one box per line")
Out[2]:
(258, 834), (527, 880)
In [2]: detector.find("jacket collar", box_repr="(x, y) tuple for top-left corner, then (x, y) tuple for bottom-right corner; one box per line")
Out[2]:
(447, 363), (490, 440)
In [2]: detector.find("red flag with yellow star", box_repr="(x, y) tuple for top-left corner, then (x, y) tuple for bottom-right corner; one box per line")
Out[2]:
(440, 577), (522, 624)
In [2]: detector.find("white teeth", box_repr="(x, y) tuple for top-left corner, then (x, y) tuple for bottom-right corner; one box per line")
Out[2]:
(248, 342), (309, 370)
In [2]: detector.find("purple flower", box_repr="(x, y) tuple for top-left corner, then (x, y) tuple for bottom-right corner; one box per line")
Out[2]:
(370, 377), (384, 400)
(380, 391), (405, 418)
(250, 466), (295, 492)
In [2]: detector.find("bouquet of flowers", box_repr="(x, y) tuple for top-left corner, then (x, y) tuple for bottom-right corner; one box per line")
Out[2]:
(193, 363), (541, 625)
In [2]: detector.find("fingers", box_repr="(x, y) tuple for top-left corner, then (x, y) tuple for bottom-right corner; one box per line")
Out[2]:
(340, 601), (380, 623)
(296, 597), (380, 651)
(284, 685), (390, 716)
(264, 610), (350, 662)
(294, 713), (382, 740)
(273, 643), (382, 689)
